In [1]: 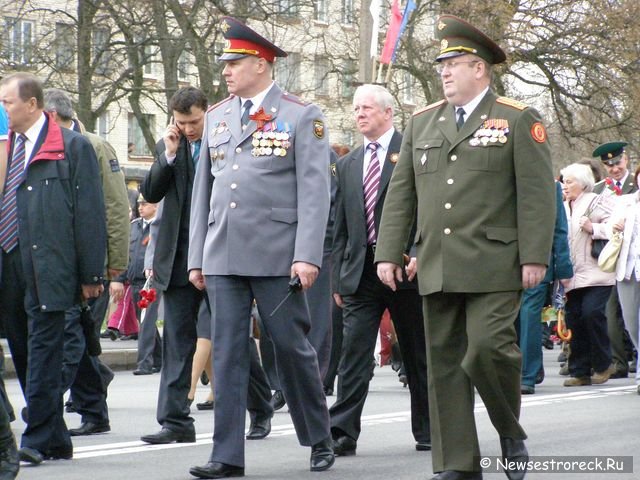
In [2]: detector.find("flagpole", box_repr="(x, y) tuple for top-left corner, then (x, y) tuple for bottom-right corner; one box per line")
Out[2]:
(384, 62), (393, 84)
(371, 58), (377, 83)
(376, 61), (384, 84)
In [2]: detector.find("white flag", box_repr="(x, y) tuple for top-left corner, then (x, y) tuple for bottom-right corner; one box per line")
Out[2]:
(370, 0), (381, 58)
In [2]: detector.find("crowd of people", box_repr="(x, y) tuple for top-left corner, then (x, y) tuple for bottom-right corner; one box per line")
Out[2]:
(0, 12), (636, 480)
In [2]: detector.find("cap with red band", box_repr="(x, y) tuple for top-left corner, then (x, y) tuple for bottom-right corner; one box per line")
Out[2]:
(219, 17), (287, 62)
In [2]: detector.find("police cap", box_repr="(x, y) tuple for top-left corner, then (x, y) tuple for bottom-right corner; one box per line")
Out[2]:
(218, 17), (287, 62)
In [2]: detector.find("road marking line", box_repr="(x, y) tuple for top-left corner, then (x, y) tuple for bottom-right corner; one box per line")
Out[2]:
(71, 385), (638, 459)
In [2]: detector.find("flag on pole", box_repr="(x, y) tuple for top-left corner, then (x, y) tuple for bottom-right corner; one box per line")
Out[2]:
(370, 0), (382, 58)
(391, 0), (416, 62)
(380, 0), (403, 64)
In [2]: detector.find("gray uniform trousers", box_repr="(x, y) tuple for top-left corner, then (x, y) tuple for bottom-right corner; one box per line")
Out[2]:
(258, 248), (333, 389)
(206, 275), (330, 467)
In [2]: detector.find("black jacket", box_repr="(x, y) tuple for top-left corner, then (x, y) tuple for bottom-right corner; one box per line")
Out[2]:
(141, 137), (196, 290)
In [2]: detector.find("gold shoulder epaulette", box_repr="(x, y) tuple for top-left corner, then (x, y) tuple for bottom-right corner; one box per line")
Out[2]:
(207, 95), (234, 113)
(413, 99), (446, 116)
(282, 92), (309, 106)
(496, 97), (528, 111)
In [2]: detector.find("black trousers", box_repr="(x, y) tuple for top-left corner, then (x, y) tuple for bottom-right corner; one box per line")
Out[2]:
(0, 248), (70, 453)
(565, 285), (613, 377)
(330, 251), (430, 443)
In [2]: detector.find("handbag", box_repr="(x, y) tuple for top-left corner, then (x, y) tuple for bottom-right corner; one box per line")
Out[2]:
(597, 231), (623, 273)
(591, 238), (607, 259)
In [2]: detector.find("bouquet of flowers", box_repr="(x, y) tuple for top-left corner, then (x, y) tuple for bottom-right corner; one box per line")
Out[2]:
(137, 277), (157, 323)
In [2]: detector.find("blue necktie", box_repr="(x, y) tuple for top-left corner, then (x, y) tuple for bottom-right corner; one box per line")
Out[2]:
(0, 134), (27, 253)
(241, 99), (253, 128)
(192, 140), (201, 167)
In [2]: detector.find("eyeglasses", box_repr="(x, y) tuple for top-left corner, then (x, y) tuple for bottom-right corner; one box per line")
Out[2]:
(434, 60), (479, 74)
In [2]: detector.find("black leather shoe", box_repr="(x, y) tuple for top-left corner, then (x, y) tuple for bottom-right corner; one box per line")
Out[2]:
(332, 434), (356, 456)
(500, 437), (528, 480)
(535, 365), (545, 384)
(431, 471), (482, 479)
(270, 390), (285, 411)
(64, 400), (77, 413)
(120, 333), (138, 341)
(141, 428), (195, 444)
(69, 421), (111, 436)
(196, 400), (215, 411)
(310, 436), (334, 472)
(133, 368), (154, 375)
(415, 441), (432, 451)
(189, 461), (244, 478)
(18, 447), (43, 465)
(0, 436), (19, 479)
(246, 416), (271, 440)
(43, 447), (73, 460)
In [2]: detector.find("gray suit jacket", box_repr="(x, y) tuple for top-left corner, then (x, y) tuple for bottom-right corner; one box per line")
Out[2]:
(189, 83), (331, 275)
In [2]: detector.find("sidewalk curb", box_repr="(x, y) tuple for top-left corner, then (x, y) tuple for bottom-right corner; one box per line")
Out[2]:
(3, 349), (138, 378)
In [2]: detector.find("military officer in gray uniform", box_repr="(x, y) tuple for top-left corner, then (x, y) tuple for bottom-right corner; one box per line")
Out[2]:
(188, 17), (334, 479)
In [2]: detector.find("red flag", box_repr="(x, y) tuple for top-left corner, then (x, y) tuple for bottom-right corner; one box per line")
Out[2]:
(380, 0), (403, 64)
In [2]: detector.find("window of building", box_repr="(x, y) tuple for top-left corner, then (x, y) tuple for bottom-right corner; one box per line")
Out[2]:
(55, 23), (75, 70)
(128, 113), (155, 156)
(178, 50), (189, 81)
(341, 59), (357, 98)
(276, 0), (299, 16)
(97, 112), (109, 140)
(402, 70), (415, 105)
(275, 52), (300, 93)
(341, 0), (354, 25)
(314, 0), (328, 23)
(315, 56), (330, 96)
(93, 27), (111, 75)
(4, 18), (34, 65)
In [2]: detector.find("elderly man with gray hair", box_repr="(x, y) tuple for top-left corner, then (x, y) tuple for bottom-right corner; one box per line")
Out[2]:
(44, 88), (130, 436)
(329, 83), (430, 457)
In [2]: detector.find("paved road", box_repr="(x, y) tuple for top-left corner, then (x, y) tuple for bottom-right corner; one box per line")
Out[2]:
(8, 347), (639, 480)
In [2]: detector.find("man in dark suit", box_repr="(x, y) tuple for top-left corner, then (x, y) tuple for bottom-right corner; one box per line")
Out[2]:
(375, 16), (555, 480)
(592, 142), (637, 380)
(140, 87), (273, 446)
(188, 17), (333, 479)
(0, 72), (106, 464)
(330, 84), (430, 456)
(140, 86), (207, 444)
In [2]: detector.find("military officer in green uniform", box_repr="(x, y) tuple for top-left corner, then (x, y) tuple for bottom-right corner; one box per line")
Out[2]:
(375, 15), (555, 480)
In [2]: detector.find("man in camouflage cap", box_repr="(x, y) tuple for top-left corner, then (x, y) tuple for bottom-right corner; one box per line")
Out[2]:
(375, 14), (556, 480)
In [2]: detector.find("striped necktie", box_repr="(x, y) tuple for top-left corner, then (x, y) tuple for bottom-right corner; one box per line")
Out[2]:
(191, 140), (201, 167)
(364, 142), (381, 245)
(0, 134), (27, 253)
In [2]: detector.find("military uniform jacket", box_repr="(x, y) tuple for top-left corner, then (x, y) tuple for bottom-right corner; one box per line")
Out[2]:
(189, 83), (331, 276)
(375, 91), (555, 295)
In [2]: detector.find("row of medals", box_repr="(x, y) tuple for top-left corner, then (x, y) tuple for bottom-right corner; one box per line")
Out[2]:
(469, 127), (509, 147)
(251, 130), (291, 157)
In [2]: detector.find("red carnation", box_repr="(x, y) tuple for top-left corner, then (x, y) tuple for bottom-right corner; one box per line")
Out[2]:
(138, 299), (150, 309)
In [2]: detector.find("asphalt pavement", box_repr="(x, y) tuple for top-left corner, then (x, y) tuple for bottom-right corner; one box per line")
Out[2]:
(5, 340), (640, 480)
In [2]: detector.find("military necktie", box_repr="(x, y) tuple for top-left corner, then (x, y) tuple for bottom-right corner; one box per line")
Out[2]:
(616, 180), (622, 189)
(456, 107), (466, 131)
(241, 99), (253, 128)
(0, 134), (27, 253)
(364, 142), (381, 245)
